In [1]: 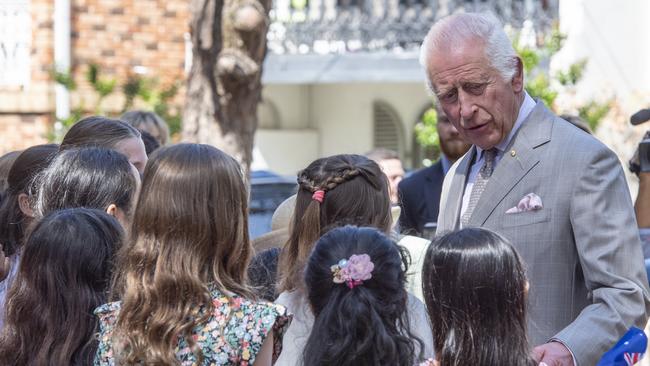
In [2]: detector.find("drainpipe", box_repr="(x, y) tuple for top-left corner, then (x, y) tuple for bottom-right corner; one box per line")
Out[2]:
(54, 0), (71, 126)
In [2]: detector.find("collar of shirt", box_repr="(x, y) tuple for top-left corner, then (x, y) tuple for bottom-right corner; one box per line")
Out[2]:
(474, 91), (536, 162)
(441, 154), (452, 175)
(460, 92), (536, 226)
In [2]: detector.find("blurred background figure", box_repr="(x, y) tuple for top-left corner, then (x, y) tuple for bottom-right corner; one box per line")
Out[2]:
(628, 108), (650, 285)
(139, 130), (161, 156)
(120, 110), (170, 146)
(366, 148), (405, 205)
(398, 106), (471, 237)
(560, 114), (593, 135)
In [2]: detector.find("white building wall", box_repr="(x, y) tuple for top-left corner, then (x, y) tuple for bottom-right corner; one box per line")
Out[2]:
(553, 0), (650, 107)
(255, 82), (430, 175)
(312, 83), (430, 157)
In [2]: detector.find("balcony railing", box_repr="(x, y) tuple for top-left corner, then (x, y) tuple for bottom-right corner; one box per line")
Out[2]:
(267, 0), (558, 55)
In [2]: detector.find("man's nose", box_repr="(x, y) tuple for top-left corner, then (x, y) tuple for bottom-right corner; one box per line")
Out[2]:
(458, 91), (475, 122)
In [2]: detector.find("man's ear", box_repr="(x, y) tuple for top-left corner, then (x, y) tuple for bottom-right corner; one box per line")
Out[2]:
(106, 203), (118, 217)
(511, 56), (524, 93)
(17, 193), (34, 218)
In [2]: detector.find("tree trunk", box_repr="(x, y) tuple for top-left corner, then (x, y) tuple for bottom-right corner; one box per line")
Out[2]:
(183, 0), (271, 175)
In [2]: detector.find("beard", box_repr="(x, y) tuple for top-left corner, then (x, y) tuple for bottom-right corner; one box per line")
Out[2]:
(440, 138), (472, 161)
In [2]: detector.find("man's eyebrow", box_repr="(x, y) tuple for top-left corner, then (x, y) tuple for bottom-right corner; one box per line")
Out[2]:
(434, 86), (454, 96)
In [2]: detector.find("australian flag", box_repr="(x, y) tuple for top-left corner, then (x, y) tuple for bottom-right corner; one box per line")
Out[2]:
(596, 327), (647, 366)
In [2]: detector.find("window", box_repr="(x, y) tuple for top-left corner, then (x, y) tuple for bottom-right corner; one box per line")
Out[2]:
(373, 101), (404, 157)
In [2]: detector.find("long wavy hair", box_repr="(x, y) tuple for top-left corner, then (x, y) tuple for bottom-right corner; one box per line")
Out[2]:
(277, 154), (392, 293)
(0, 208), (123, 366)
(111, 143), (253, 365)
(422, 228), (536, 366)
(0, 144), (58, 256)
(303, 226), (422, 365)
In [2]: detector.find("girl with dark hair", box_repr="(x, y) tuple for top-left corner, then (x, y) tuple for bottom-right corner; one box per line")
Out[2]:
(34, 147), (140, 229)
(303, 226), (422, 366)
(0, 208), (123, 366)
(0, 144), (58, 325)
(274, 154), (433, 364)
(421, 228), (536, 366)
(60, 115), (147, 173)
(0, 144), (58, 257)
(95, 144), (290, 365)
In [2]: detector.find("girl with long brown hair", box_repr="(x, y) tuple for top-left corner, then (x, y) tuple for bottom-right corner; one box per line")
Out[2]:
(274, 154), (433, 365)
(0, 208), (124, 366)
(95, 143), (290, 365)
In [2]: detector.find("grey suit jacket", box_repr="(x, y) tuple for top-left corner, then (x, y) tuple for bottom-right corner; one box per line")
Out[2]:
(437, 102), (650, 366)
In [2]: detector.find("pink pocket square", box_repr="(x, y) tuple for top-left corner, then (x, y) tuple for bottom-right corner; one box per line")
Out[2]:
(506, 193), (543, 214)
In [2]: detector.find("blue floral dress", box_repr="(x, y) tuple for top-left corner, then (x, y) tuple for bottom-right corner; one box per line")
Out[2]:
(94, 288), (291, 365)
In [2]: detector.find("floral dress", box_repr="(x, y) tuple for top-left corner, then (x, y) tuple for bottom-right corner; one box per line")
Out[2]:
(94, 288), (291, 365)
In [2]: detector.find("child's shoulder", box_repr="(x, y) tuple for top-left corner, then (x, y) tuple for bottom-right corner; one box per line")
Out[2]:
(211, 290), (289, 325)
(94, 301), (121, 328)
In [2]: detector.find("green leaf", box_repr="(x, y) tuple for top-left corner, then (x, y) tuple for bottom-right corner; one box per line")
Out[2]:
(86, 63), (99, 85)
(526, 74), (558, 108)
(96, 79), (117, 98)
(546, 25), (567, 55)
(578, 100), (611, 132)
(52, 70), (77, 90)
(414, 107), (439, 148)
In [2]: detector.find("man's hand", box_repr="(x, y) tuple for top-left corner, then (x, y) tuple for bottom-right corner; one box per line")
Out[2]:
(533, 341), (574, 366)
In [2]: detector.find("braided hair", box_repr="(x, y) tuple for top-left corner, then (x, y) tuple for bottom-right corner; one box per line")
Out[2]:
(278, 154), (392, 293)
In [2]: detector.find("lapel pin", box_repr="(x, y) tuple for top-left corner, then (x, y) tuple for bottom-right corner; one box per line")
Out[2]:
(510, 150), (516, 157)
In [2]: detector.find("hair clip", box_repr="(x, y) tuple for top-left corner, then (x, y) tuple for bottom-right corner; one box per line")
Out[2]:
(312, 190), (325, 203)
(330, 254), (374, 289)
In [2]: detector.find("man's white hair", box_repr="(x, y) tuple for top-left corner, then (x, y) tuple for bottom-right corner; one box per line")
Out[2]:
(420, 12), (518, 93)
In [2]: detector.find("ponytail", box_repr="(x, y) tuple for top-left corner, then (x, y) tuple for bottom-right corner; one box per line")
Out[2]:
(302, 226), (422, 366)
(303, 287), (415, 366)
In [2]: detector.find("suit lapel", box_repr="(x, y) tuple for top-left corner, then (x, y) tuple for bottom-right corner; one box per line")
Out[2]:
(447, 147), (475, 230)
(468, 102), (554, 226)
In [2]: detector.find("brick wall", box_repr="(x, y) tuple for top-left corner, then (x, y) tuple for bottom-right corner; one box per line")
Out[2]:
(0, 0), (189, 155)
(70, 0), (188, 112)
(0, 0), (56, 154)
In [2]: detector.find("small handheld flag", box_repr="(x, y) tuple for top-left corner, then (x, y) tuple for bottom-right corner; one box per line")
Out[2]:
(596, 327), (647, 366)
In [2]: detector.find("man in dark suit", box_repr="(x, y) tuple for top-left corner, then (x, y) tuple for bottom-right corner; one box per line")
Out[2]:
(398, 106), (470, 236)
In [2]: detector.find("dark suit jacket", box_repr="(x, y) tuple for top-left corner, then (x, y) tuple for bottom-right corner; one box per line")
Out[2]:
(398, 160), (445, 236)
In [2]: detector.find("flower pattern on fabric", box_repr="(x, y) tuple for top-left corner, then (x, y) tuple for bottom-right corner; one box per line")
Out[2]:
(93, 288), (291, 365)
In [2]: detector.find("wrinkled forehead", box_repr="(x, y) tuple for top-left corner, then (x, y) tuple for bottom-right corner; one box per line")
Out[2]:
(426, 37), (488, 76)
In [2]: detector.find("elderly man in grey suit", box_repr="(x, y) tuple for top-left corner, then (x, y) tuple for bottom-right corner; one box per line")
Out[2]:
(423, 13), (650, 366)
